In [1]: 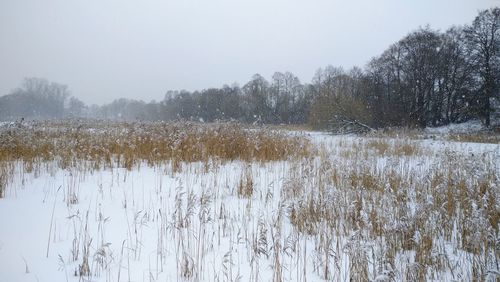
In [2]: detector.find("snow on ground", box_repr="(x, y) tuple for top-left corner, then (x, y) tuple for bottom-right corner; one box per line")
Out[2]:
(0, 160), (294, 282)
(425, 120), (486, 134)
(0, 129), (498, 281)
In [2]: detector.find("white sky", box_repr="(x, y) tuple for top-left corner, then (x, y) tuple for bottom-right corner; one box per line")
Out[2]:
(0, 0), (498, 105)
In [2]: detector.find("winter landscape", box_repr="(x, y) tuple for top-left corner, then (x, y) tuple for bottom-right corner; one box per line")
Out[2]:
(0, 120), (498, 281)
(1, 1), (499, 281)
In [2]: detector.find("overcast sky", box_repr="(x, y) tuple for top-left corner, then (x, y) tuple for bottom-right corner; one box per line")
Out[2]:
(0, 0), (498, 105)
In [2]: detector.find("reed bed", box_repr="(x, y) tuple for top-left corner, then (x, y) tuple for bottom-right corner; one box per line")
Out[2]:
(0, 121), (498, 281)
(284, 137), (499, 281)
(0, 120), (311, 174)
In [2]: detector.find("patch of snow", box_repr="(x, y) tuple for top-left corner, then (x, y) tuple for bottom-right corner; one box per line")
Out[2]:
(425, 120), (484, 134)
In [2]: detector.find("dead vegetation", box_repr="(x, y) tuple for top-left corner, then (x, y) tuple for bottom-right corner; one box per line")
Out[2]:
(0, 121), (498, 281)
(0, 162), (13, 198)
(368, 124), (500, 144)
(283, 136), (499, 281)
(0, 120), (311, 176)
(447, 132), (500, 144)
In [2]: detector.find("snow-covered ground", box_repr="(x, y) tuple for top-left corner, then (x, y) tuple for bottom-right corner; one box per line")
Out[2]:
(0, 128), (498, 281)
(424, 120), (486, 134)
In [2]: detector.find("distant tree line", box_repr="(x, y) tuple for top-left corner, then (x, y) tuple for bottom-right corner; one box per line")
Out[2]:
(0, 77), (86, 120)
(86, 72), (311, 124)
(1, 8), (498, 129)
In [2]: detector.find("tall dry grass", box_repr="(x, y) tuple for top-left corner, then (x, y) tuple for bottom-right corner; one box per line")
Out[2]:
(0, 120), (312, 191)
(1, 121), (498, 281)
(283, 137), (499, 280)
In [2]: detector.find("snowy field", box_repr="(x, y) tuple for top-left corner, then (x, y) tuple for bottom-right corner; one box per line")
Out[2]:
(0, 121), (498, 281)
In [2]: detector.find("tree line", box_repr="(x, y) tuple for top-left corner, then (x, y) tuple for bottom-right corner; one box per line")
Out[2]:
(1, 8), (498, 130)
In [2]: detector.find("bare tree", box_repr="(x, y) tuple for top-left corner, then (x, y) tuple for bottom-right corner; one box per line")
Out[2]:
(464, 7), (500, 127)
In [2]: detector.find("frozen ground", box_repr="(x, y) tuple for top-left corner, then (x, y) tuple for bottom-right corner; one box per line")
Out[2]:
(424, 120), (486, 134)
(0, 128), (498, 281)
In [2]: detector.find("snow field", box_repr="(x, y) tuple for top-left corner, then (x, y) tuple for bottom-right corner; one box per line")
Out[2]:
(0, 122), (498, 281)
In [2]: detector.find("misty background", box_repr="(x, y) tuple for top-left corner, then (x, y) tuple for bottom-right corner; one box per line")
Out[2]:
(1, 0), (497, 105)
